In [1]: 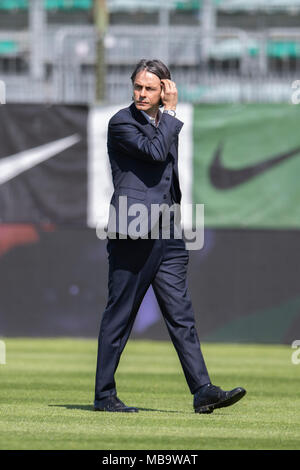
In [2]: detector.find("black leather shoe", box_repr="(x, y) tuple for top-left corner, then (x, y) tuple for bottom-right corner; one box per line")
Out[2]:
(194, 383), (246, 414)
(94, 396), (139, 413)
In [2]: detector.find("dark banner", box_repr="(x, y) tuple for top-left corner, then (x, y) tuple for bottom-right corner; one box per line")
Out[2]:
(0, 225), (299, 344)
(0, 104), (88, 225)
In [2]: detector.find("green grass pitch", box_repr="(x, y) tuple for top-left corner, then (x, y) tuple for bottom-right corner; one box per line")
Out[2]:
(0, 338), (299, 450)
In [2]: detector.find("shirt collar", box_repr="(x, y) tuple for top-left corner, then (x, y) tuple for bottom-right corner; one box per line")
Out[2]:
(140, 109), (162, 127)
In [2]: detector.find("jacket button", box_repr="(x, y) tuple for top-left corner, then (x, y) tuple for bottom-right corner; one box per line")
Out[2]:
(166, 176), (170, 180)
(163, 194), (167, 199)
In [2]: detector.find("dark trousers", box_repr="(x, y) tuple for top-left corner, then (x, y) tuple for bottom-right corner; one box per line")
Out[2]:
(94, 211), (211, 400)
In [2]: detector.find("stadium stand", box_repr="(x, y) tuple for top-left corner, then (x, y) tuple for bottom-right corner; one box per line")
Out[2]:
(0, 0), (299, 103)
(0, 0), (92, 8)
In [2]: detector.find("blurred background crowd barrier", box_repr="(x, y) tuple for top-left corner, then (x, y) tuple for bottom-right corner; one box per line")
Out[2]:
(0, 0), (300, 344)
(1, 0), (300, 104)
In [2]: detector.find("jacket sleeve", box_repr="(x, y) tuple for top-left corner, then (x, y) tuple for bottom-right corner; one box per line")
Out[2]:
(108, 113), (184, 164)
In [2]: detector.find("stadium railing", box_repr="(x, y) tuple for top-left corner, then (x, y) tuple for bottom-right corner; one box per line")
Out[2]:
(0, 23), (300, 103)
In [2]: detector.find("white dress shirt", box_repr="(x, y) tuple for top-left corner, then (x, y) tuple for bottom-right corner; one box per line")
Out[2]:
(140, 108), (162, 128)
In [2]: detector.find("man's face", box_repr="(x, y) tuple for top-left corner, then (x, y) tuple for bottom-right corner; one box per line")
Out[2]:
(133, 70), (162, 114)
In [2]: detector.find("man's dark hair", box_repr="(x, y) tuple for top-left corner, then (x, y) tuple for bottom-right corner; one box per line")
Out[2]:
(131, 59), (171, 107)
(131, 59), (171, 83)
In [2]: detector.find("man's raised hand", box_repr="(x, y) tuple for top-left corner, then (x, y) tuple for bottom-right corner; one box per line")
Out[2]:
(160, 79), (178, 110)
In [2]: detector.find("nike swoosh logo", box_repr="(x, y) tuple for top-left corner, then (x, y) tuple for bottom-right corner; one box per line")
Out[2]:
(209, 141), (300, 189)
(0, 134), (81, 185)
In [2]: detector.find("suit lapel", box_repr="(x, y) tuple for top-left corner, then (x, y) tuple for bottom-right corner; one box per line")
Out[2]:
(129, 102), (178, 167)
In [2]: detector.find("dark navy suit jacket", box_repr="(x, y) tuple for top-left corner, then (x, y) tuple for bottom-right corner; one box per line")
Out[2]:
(106, 102), (184, 237)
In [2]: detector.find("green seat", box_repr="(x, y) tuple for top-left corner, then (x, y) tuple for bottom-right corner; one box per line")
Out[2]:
(267, 41), (300, 58)
(46, 0), (92, 9)
(0, 0), (92, 9)
(175, 0), (222, 10)
(0, 40), (18, 54)
(0, 0), (27, 9)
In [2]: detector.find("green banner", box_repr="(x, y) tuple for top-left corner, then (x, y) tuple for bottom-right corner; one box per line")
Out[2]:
(193, 103), (300, 228)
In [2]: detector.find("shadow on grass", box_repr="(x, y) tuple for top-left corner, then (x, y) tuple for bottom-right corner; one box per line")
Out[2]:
(49, 404), (94, 411)
(48, 404), (183, 414)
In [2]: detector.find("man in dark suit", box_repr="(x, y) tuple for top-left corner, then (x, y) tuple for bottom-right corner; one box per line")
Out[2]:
(94, 59), (246, 414)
